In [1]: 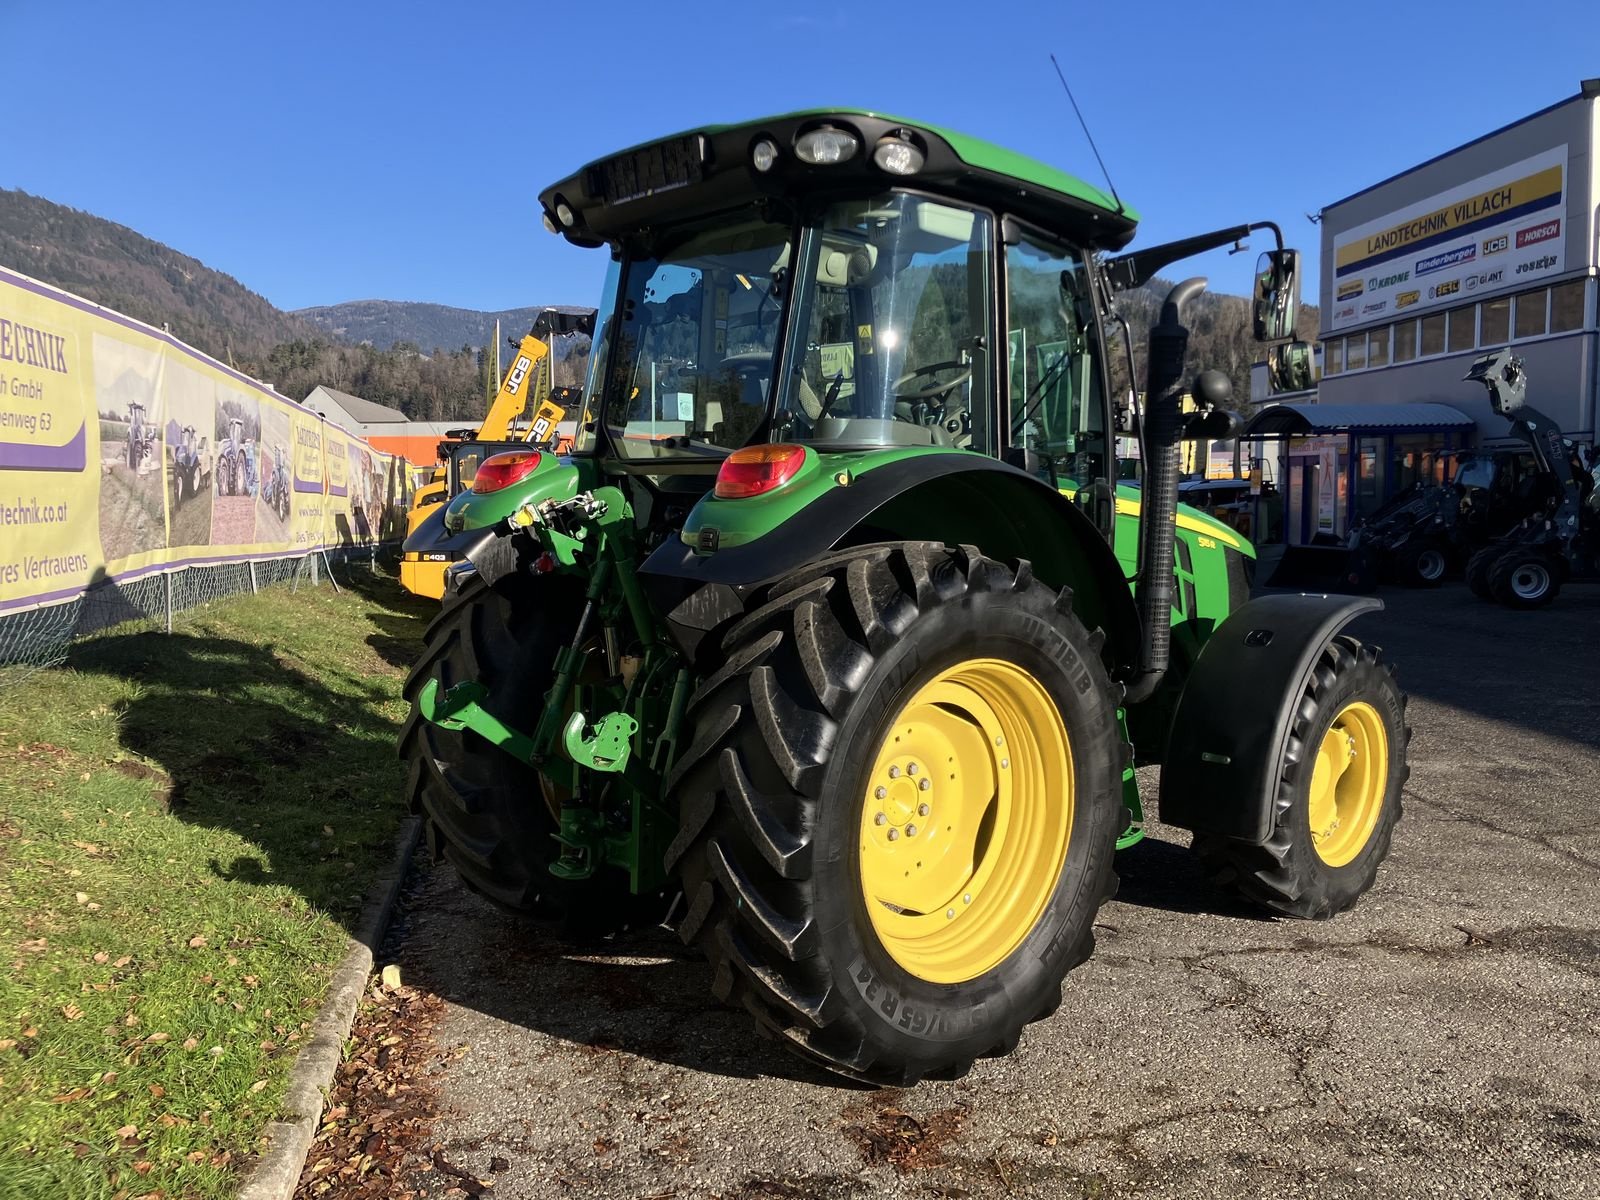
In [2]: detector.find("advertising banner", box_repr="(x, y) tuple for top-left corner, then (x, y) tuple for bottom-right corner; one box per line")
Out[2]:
(1329, 145), (1567, 331)
(0, 267), (411, 614)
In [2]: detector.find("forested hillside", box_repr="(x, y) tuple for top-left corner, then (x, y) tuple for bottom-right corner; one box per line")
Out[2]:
(0, 190), (516, 421)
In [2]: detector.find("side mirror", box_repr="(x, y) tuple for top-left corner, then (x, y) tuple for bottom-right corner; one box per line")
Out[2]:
(1267, 341), (1317, 393)
(1252, 249), (1302, 342)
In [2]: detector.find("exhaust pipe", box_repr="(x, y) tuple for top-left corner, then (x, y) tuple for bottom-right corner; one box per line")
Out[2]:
(1123, 277), (1206, 705)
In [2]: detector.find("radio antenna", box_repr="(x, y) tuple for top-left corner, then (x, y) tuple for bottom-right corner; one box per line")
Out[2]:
(1050, 53), (1125, 216)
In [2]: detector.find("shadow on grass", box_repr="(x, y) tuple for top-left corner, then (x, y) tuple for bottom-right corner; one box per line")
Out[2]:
(62, 570), (435, 938)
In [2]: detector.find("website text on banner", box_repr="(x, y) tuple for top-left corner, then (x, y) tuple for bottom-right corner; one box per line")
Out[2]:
(0, 267), (411, 615)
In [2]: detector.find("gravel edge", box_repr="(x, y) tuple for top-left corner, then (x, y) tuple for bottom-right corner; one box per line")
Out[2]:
(235, 815), (422, 1200)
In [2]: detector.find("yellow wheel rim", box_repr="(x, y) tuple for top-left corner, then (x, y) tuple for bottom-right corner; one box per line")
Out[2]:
(1307, 701), (1389, 868)
(857, 658), (1072, 985)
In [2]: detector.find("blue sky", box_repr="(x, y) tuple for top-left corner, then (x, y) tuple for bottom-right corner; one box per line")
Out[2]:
(4, 0), (1597, 318)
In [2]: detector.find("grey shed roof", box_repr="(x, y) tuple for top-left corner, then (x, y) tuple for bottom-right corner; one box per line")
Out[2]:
(311, 385), (407, 424)
(1242, 402), (1475, 437)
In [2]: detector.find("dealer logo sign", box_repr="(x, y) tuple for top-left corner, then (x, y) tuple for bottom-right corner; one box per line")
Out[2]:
(1516, 219), (1560, 249)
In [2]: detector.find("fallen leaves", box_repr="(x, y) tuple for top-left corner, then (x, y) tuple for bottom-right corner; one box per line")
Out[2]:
(62, 1003), (84, 1022)
(295, 976), (449, 1197)
(187, 935), (208, 949)
(842, 1090), (969, 1174)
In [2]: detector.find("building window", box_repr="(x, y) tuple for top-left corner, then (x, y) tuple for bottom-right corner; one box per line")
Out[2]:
(1550, 279), (1585, 333)
(1393, 319), (1417, 363)
(1325, 338), (1343, 375)
(1345, 334), (1366, 371)
(1367, 325), (1389, 368)
(1420, 312), (1445, 356)
(1447, 305), (1475, 353)
(1513, 289), (1547, 340)
(1480, 294), (1510, 346)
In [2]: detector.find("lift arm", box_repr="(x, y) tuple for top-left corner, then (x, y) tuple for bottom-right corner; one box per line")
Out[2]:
(1464, 350), (1586, 541)
(477, 308), (597, 442)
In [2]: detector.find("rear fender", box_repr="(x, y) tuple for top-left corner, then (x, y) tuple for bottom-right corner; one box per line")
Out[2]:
(1159, 593), (1381, 843)
(640, 456), (1140, 674)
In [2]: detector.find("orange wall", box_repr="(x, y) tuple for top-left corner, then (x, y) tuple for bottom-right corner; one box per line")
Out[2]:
(367, 434), (448, 467)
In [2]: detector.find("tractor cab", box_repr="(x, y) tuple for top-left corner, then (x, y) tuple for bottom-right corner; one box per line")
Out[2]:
(551, 112), (1140, 539)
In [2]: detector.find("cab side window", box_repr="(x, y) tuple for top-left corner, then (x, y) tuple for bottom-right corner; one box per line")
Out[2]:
(1006, 233), (1112, 531)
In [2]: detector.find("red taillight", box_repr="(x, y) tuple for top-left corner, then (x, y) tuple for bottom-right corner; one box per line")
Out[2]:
(471, 450), (542, 494)
(714, 444), (808, 499)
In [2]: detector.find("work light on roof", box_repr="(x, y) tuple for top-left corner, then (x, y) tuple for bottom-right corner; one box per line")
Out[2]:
(555, 199), (576, 227)
(872, 134), (924, 176)
(794, 126), (860, 166)
(751, 138), (780, 172)
(542, 212), (558, 234)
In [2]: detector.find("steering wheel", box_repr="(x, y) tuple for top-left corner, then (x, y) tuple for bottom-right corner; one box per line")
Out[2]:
(893, 360), (972, 404)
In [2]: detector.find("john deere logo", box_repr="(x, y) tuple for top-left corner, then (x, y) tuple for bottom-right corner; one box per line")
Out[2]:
(1367, 270), (1409, 290)
(1482, 234), (1509, 256)
(1395, 290), (1421, 309)
(1337, 280), (1364, 301)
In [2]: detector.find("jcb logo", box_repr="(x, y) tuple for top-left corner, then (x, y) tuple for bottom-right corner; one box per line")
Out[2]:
(1482, 234), (1508, 256)
(504, 354), (533, 396)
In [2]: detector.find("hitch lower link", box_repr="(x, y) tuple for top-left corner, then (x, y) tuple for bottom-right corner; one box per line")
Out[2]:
(418, 678), (636, 776)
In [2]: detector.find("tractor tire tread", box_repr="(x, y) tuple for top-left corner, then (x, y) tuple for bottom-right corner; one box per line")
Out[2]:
(1192, 636), (1407, 919)
(668, 541), (1121, 1085)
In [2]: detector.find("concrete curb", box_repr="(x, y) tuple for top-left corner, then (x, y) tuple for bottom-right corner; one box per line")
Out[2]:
(236, 815), (422, 1200)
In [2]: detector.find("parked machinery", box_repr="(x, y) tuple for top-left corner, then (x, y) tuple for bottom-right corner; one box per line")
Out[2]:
(398, 110), (1411, 1085)
(1462, 350), (1597, 608)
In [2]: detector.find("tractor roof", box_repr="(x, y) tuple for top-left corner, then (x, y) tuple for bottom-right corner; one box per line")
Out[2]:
(539, 108), (1140, 251)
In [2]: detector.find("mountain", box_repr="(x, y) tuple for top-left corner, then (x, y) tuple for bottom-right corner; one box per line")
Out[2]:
(0, 188), (320, 365)
(295, 300), (591, 356)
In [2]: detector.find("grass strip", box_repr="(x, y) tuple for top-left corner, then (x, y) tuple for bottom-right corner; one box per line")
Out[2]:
(0, 570), (431, 1200)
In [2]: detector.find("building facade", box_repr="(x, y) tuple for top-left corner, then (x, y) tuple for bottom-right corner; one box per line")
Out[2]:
(1317, 85), (1598, 445)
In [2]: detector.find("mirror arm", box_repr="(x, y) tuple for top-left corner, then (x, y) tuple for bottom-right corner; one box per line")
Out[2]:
(1102, 221), (1283, 294)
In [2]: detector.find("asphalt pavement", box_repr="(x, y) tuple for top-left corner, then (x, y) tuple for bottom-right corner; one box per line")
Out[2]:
(389, 582), (1600, 1200)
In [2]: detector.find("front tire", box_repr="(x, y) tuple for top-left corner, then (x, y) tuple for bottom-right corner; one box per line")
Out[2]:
(1466, 544), (1504, 599)
(1397, 540), (1447, 588)
(1489, 550), (1560, 609)
(665, 543), (1123, 1085)
(1192, 636), (1406, 919)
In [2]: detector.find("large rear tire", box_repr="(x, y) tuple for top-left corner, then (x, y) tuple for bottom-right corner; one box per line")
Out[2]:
(1192, 636), (1406, 919)
(665, 543), (1123, 1085)
(398, 571), (638, 932)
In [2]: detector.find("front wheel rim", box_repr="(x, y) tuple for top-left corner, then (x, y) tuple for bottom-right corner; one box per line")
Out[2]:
(1418, 550), (1445, 580)
(857, 658), (1073, 985)
(1511, 564), (1549, 600)
(1307, 700), (1389, 867)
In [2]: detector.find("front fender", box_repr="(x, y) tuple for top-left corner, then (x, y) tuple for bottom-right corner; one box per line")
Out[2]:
(1159, 592), (1382, 843)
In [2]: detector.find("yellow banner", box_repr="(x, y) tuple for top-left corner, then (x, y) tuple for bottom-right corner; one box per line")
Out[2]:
(1334, 163), (1564, 275)
(0, 267), (412, 613)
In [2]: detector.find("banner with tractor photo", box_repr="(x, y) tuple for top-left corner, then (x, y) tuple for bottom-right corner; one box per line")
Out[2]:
(0, 266), (411, 615)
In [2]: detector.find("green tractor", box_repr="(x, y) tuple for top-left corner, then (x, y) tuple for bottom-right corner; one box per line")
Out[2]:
(400, 111), (1408, 1085)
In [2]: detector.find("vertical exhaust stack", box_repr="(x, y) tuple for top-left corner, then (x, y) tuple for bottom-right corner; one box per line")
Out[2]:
(1123, 277), (1206, 705)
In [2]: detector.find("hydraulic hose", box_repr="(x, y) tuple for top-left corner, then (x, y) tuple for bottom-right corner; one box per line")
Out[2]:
(1123, 277), (1207, 705)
